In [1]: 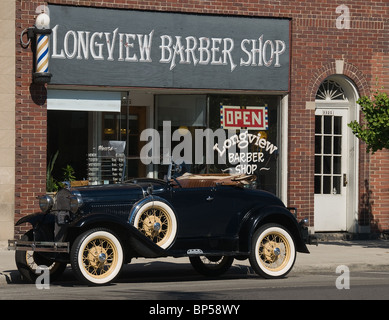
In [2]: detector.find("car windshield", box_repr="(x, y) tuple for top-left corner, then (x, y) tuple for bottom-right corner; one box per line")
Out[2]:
(166, 161), (191, 181)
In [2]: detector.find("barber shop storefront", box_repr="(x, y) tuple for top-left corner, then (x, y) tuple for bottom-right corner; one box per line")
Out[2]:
(12, 0), (388, 241)
(46, 5), (289, 197)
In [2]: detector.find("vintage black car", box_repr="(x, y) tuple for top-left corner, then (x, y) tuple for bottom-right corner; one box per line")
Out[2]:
(9, 164), (311, 285)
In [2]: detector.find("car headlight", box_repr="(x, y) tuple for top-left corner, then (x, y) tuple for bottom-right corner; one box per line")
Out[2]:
(70, 195), (83, 214)
(39, 195), (54, 213)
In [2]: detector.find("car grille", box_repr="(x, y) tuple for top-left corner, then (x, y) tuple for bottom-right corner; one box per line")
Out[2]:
(54, 188), (72, 211)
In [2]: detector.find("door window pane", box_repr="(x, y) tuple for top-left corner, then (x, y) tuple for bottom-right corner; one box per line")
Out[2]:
(333, 156), (341, 174)
(314, 113), (344, 195)
(315, 156), (321, 174)
(334, 116), (342, 134)
(324, 136), (332, 154)
(323, 176), (331, 194)
(333, 176), (341, 194)
(323, 156), (331, 174)
(314, 176), (321, 194)
(315, 116), (322, 134)
(315, 136), (322, 154)
(324, 116), (332, 134)
(333, 136), (341, 154)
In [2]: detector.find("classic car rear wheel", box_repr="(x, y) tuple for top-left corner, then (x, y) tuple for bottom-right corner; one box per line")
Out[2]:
(249, 223), (296, 279)
(15, 230), (67, 283)
(70, 228), (123, 285)
(132, 201), (177, 249)
(189, 256), (234, 276)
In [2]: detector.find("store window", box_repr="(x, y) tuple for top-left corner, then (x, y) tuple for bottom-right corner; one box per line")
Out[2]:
(208, 95), (280, 195)
(88, 103), (146, 184)
(47, 91), (146, 188)
(155, 95), (207, 178)
(47, 110), (89, 185)
(155, 94), (281, 195)
(48, 91), (281, 195)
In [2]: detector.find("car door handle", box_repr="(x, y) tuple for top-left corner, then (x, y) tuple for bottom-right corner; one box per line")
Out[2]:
(206, 196), (214, 201)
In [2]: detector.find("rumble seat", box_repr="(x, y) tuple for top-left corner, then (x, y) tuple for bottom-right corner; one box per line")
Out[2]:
(174, 173), (256, 188)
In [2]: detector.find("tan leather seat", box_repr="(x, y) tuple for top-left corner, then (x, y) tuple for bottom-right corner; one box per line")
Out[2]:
(174, 173), (255, 188)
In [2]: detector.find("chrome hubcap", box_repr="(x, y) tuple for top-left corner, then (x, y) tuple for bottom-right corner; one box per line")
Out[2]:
(153, 222), (161, 231)
(98, 252), (107, 263)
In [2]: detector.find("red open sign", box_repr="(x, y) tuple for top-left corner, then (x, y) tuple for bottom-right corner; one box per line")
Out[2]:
(220, 106), (268, 130)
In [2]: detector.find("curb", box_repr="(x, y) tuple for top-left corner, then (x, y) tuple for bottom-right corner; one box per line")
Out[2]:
(0, 271), (23, 286)
(292, 263), (389, 274)
(0, 243), (18, 286)
(0, 273), (8, 286)
(0, 272), (13, 286)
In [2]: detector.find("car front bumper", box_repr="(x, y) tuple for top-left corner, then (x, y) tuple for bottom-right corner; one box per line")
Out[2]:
(8, 239), (69, 253)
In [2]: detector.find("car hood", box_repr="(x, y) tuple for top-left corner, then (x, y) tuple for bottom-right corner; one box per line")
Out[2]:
(72, 182), (146, 204)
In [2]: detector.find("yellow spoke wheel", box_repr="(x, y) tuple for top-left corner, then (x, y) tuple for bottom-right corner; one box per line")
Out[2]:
(133, 200), (177, 249)
(71, 228), (123, 285)
(249, 223), (296, 279)
(258, 231), (291, 272)
(82, 237), (118, 278)
(138, 206), (172, 246)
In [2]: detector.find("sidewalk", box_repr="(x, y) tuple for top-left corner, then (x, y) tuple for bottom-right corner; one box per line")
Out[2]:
(1, 239), (389, 285)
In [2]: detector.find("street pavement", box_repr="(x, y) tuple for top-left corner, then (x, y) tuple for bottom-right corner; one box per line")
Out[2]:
(1, 239), (389, 286)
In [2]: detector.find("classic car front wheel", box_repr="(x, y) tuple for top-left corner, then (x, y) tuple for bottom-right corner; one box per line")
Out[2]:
(189, 256), (234, 277)
(15, 230), (67, 283)
(249, 223), (296, 279)
(70, 228), (124, 285)
(132, 200), (177, 249)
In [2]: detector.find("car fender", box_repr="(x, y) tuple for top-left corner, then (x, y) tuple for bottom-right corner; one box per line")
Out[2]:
(128, 195), (177, 224)
(15, 212), (55, 228)
(69, 212), (167, 258)
(239, 205), (309, 254)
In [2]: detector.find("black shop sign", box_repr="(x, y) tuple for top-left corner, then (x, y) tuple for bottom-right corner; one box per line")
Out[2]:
(49, 5), (290, 91)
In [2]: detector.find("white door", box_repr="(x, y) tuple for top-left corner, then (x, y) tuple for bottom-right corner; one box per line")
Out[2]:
(314, 108), (348, 231)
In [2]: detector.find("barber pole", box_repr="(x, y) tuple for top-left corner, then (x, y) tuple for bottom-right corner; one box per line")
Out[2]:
(36, 34), (49, 72)
(33, 11), (52, 83)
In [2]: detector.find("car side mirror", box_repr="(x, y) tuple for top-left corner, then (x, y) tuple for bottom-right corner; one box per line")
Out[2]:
(147, 184), (153, 195)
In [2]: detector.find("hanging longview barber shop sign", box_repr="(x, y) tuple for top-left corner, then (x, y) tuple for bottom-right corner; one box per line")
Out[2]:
(49, 5), (290, 91)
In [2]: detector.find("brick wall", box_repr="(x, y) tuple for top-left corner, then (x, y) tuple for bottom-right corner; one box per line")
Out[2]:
(15, 0), (389, 236)
(364, 149), (389, 232)
(15, 1), (47, 236)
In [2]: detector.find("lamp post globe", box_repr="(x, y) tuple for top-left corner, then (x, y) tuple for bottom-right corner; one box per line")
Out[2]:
(35, 13), (50, 30)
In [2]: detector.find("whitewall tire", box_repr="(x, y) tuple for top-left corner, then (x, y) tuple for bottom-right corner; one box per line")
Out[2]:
(132, 200), (177, 249)
(71, 228), (124, 285)
(249, 223), (296, 279)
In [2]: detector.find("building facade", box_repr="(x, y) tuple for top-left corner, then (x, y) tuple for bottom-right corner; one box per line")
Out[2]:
(3, 0), (388, 240)
(0, 0), (16, 241)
